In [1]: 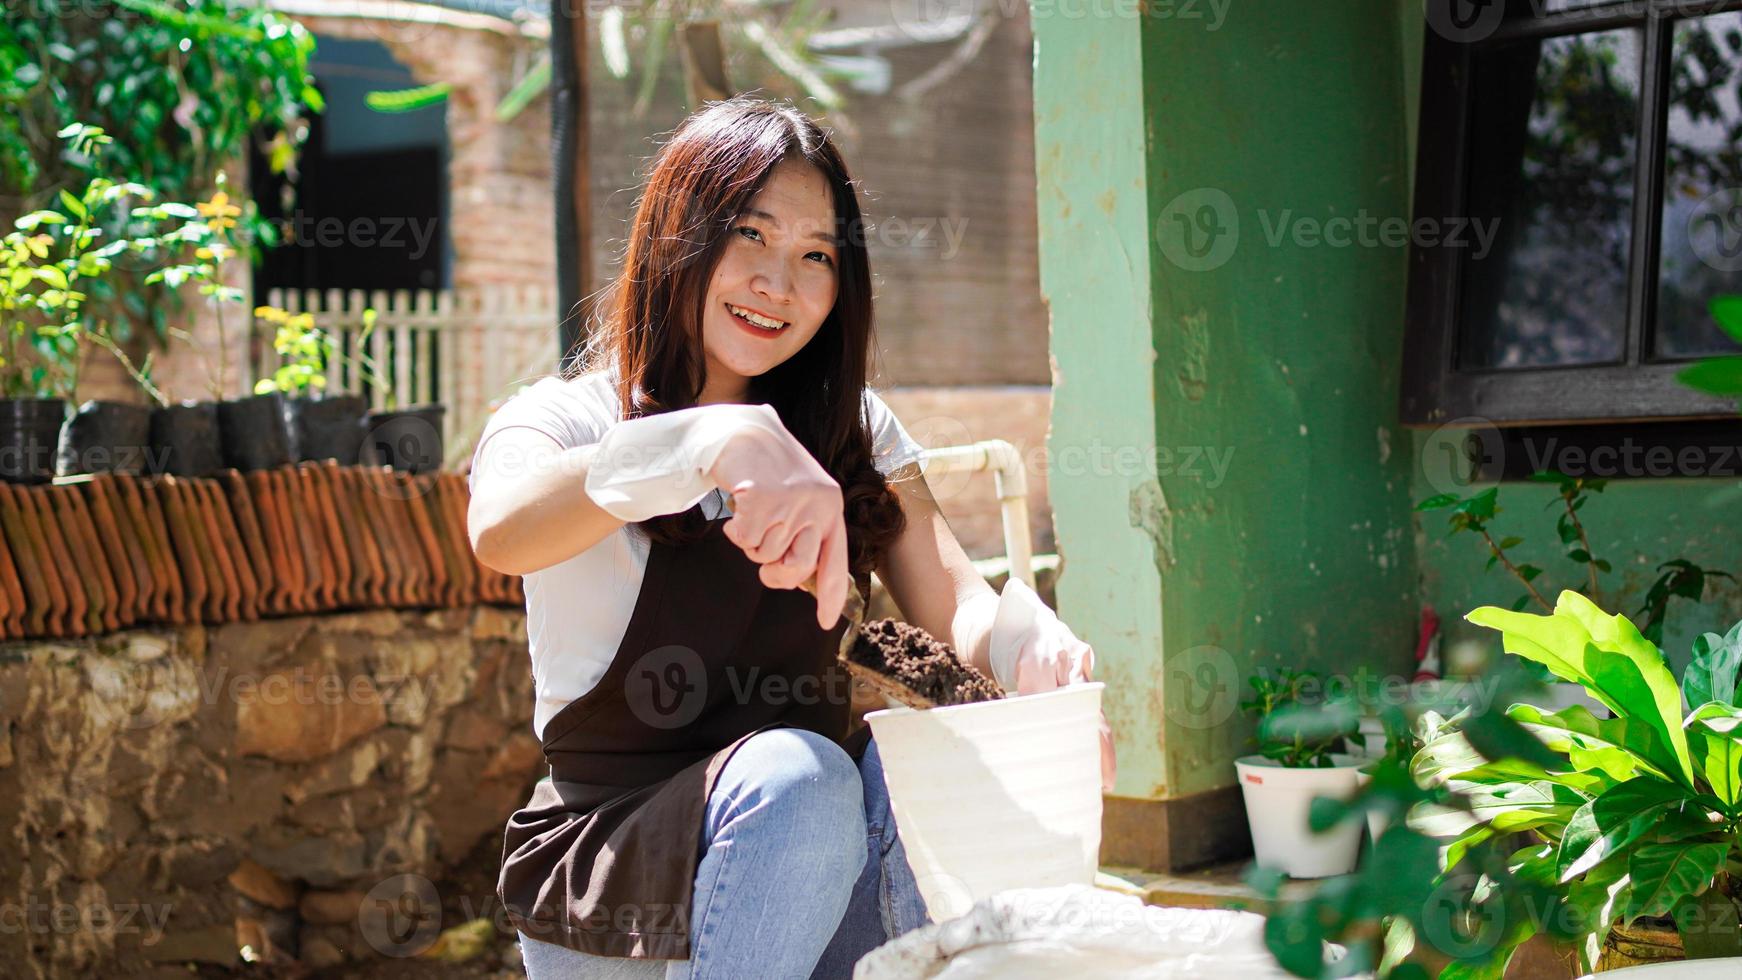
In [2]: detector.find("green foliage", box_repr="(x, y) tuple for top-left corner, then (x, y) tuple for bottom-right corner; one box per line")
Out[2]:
(1678, 296), (1742, 402)
(0, 125), (223, 401)
(1418, 486), (1551, 614)
(1256, 596), (1742, 978)
(1251, 702), (1568, 979)
(1239, 667), (1362, 769)
(2, 0), (319, 201)
(1638, 560), (1736, 647)
(251, 305), (327, 396)
(364, 83), (453, 115)
(3, 0), (318, 368)
(1417, 479), (1726, 648)
(1685, 621), (1742, 711)
(370, 0), (868, 125)
(1430, 592), (1742, 972)
(253, 306), (392, 405)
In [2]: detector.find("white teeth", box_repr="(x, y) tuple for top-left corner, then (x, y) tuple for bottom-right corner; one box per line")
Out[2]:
(728, 303), (787, 330)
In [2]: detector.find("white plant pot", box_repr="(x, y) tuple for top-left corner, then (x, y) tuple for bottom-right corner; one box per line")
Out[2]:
(866, 683), (1105, 922)
(1354, 769), (1388, 845)
(1580, 958), (1742, 979)
(1354, 716), (1388, 759)
(1236, 754), (1366, 878)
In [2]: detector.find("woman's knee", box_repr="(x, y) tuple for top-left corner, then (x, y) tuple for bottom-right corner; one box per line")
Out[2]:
(717, 729), (867, 846)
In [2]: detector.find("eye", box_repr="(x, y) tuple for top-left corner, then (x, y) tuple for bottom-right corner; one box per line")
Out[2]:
(806, 251), (834, 266)
(734, 225), (762, 243)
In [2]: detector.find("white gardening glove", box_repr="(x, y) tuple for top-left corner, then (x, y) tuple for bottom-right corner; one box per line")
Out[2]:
(578, 402), (789, 523)
(988, 578), (1117, 792)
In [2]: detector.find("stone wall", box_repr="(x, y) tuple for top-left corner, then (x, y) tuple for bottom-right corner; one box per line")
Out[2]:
(0, 604), (539, 978)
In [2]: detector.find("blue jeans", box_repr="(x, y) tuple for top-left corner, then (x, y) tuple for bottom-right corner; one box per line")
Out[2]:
(519, 729), (930, 979)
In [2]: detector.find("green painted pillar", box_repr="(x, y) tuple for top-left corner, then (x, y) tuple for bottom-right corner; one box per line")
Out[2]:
(1031, 1), (1422, 869)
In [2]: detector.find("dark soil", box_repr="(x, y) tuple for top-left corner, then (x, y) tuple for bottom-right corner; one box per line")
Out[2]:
(846, 618), (1005, 707)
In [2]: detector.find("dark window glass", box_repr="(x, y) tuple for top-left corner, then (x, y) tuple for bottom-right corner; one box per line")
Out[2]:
(1458, 29), (1641, 370)
(1655, 11), (1742, 358)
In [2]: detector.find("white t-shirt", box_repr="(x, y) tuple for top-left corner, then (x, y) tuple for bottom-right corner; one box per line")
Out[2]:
(469, 371), (928, 737)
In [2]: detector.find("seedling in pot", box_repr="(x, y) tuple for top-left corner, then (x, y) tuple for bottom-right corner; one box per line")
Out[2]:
(1239, 667), (1363, 768)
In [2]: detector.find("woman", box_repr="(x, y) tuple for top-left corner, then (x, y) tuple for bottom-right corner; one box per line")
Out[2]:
(467, 96), (1114, 980)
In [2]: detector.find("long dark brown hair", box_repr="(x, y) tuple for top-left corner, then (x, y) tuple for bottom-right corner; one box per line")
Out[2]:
(568, 96), (906, 593)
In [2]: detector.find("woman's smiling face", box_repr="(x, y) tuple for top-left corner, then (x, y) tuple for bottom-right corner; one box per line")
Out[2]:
(698, 157), (840, 404)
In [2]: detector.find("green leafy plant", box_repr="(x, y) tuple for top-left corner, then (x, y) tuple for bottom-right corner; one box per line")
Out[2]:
(3, 0), (318, 201)
(4, 0), (318, 372)
(1417, 485), (1564, 613)
(1240, 667), (1363, 768)
(1532, 470), (1612, 596)
(367, 0), (865, 123)
(252, 306), (395, 406)
(0, 124), (220, 401)
(250, 305), (328, 396)
(1638, 559), (1737, 648)
(1249, 698), (1571, 979)
(132, 176), (256, 403)
(1678, 296), (1742, 404)
(1425, 591), (1742, 973)
(1418, 481), (1728, 646)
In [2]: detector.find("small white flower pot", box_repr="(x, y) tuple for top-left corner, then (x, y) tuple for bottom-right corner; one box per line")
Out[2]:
(1353, 716), (1388, 759)
(1236, 754), (1366, 878)
(866, 683), (1105, 921)
(1354, 769), (1388, 845)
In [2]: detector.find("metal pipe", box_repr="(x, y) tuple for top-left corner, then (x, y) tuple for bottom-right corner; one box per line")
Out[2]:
(917, 439), (1035, 588)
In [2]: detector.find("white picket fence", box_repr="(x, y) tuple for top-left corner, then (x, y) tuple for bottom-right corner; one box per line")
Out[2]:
(253, 286), (561, 468)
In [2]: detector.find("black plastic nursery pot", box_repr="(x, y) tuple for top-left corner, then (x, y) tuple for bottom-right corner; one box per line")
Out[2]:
(57, 400), (153, 476)
(364, 404), (446, 474)
(0, 398), (67, 484)
(149, 401), (224, 477)
(289, 394), (367, 465)
(217, 392), (295, 472)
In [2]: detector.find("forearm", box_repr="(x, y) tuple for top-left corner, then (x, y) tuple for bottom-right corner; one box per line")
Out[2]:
(470, 402), (788, 574)
(950, 587), (1001, 684)
(469, 442), (617, 575)
(879, 471), (1013, 690)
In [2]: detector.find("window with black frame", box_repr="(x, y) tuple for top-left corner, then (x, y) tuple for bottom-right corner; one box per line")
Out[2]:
(1402, 0), (1742, 433)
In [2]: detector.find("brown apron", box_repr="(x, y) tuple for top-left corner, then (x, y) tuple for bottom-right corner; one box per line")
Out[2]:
(499, 508), (870, 959)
